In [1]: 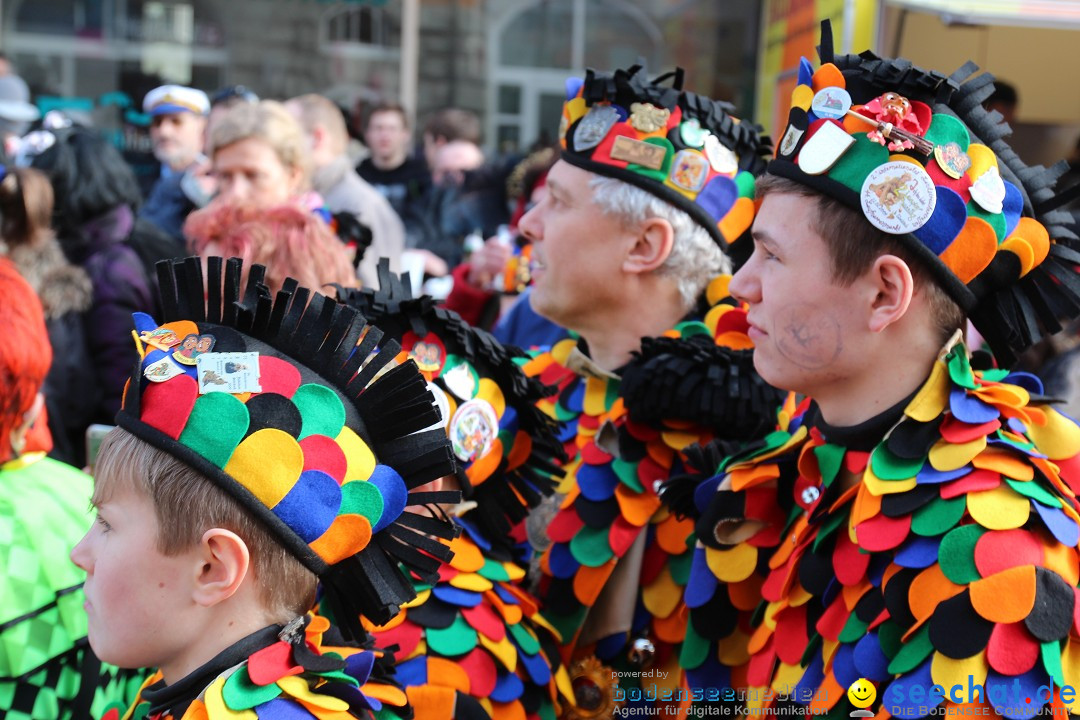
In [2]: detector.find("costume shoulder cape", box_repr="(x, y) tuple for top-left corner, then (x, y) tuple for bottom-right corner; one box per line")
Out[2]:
(522, 276), (785, 704)
(688, 339), (1080, 719)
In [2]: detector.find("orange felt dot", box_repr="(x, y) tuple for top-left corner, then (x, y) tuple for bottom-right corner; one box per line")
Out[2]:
(1001, 237), (1036, 277)
(366, 683), (409, 707)
(939, 216), (998, 284)
(309, 513), (372, 565)
(719, 197), (756, 244)
(652, 604), (687, 643)
(615, 483), (662, 526)
(729, 573), (766, 612)
(505, 430), (532, 471)
(448, 535), (485, 572)
(490, 700), (528, 720)
(811, 63), (845, 92)
(655, 514), (694, 555)
(573, 559), (616, 607)
(1012, 217), (1052, 268)
(971, 447), (1034, 481)
(465, 437), (504, 488)
(844, 109), (875, 133)
(1043, 539), (1080, 586)
(407, 685), (457, 720)
(969, 565), (1036, 623)
(427, 657), (472, 692)
(909, 564), (964, 624)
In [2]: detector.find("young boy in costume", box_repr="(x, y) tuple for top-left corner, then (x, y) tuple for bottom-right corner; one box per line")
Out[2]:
(515, 65), (785, 715)
(71, 256), (459, 719)
(339, 260), (573, 720)
(687, 22), (1080, 718)
(0, 259), (139, 719)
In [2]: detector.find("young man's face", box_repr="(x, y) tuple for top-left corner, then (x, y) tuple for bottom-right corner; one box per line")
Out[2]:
(517, 160), (634, 331)
(729, 191), (865, 396)
(150, 112), (207, 171)
(364, 110), (410, 163)
(71, 478), (201, 670)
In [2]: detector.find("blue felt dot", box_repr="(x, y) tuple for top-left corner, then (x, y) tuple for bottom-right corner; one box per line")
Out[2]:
(894, 535), (941, 569)
(577, 462), (619, 502)
(1003, 181), (1024, 237)
(557, 420), (579, 444)
(916, 464), (972, 485)
(1005, 371), (1044, 396)
(547, 542), (581, 579)
(395, 656), (427, 688)
(499, 405), (519, 435)
(798, 58), (814, 86)
(693, 474), (724, 515)
(831, 642), (859, 689)
(565, 77), (583, 101)
(596, 632), (628, 661)
(686, 655), (731, 698)
(133, 312), (159, 334)
(883, 657), (939, 718)
(684, 548), (718, 608)
(253, 698), (318, 720)
(456, 516), (492, 552)
(565, 381), (585, 413)
(494, 585), (519, 605)
(345, 651), (376, 686)
(949, 388), (1001, 424)
(913, 186), (968, 255)
(368, 464), (407, 533)
(271, 470), (340, 543)
(431, 585), (483, 607)
(986, 666), (1050, 719)
(490, 671), (524, 702)
(696, 177), (738, 223)
(853, 631), (892, 682)
(516, 643), (552, 685)
(1034, 501), (1080, 546)
(792, 648), (824, 705)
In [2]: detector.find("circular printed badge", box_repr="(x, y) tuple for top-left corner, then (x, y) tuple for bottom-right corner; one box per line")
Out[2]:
(811, 87), (852, 120)
(703, 134), (738, 174)
(449, 399), (500, 463)
(859, 161), (937, 234)
(679, 118), (709, 149)
(441, 355), (480, 401)
(403, 331), (446, 376)
(425, 382), (452, 433)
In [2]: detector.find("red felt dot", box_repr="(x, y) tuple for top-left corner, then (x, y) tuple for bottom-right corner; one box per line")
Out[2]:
(940, 468), (1002, 499)
(247, 640), (303, 686)
(975, 529), (1042, 578)
(624, 420), (659, 443)
(772, 604), (809, 665)
(939, 416), (1001, 445)
(374, 620), (422, 658)
(926, 158), (973, 204)
(855, 513), (912, 552)
(258, 356), (302, 398)
(639, 538), (670, 587)
(462, 602), (507, 642)
(547, 509), (584, 544)
(580, 441), (613, 465)
(299, 434), (348, 484)
(590, 124), (637, 168)
(815, 594), (851, 641)
(745, 635), (776, 688)
(713, 308), (750, 336)
(140, 375), (198, 439)
(608, 515), (641, 557)
(1073, 587), (1080, 636)
(844, 451), (870, 474)
(637, 455), (668, 491)
(833, 527), (870, 586)
(458, 647), (498, 697)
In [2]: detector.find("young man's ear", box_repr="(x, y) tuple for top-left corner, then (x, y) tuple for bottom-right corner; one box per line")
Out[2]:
(622, 216), (675, 275)
(192, 528), (251, 607)
(867, 254), (914, 333)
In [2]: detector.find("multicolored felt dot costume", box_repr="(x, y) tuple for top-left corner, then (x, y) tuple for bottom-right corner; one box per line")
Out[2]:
(339, 262), (574, 720)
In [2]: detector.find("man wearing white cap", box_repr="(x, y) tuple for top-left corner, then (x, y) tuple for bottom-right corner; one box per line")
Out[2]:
(139, 84), (210, 242)
(0, 74), (40, 158)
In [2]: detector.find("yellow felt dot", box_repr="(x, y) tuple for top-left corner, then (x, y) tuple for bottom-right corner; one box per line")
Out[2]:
(475, 378), (506, 418)
(277, 676), (350, 711)
(772, 662), (805, 695)
(642, 565), (681, 619)
(403, 588), (431, 609)
(707, 275), (732, 306)
(206, 675), (257, 719)
(583, 376), (610, 417)
(550, 338), (577, 366)
(363, 683), (409, 707)
(1001, 237), (1036, 277)
(1029, 406), (1080, 459)
(502, 562), (525, 582)
(719, 197), (756, 244)
(862, 464), (917, 496)
(906, 361), (949, 421)
(565, 97), (587, 125)
(888, 153), (923, 166)
(336, 426), (376, 482)
(705, 543), (756, 582)
(450, 572), (493, 592)
(1012, 217), (1051, 268)
(479, 633), (518, 672)
(791, 84), (814, 111)
(967, 485), (1030, 529)
(966, 144), (998, 182)
(929, 435), (987, 471)
(931, 651), (988, 694)
(224, 429), (303, 508)
(661, 429), (700, 451)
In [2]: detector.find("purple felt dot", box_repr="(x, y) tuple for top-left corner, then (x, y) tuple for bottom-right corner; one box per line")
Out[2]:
(490, 671), (525, 702)
(913, 186), (968, 255)
(1007, 417), (1030, 435)
(431, 585), (483, 607)
(565, 77), (583, 101)
(917, 464), (972, 484)
(685, 548), (719, 608)
(271, 470), (340, 544)
(696, 176), (738, 223)
(1034, 500), (1080, 546)
(547, 542), (581, 579)
(986, 667), (1050, 719)
(368, 464), (407, 533)
(577, 462), (619, 502)
(1003, 181), (1024, 237)
(894, 535), (941, 568)
(853, 632), (892, 682)
(949, 388), (1001, 424)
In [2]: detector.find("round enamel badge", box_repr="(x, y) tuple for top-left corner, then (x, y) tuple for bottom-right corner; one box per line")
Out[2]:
(859, 161), (937, 234)
(449, 399), (499, 463)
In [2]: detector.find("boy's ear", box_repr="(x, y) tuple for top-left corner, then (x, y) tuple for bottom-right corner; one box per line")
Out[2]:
(192, 528), (251, 607)
(622, 217), (675, 276)
(867, 254), (914, 333)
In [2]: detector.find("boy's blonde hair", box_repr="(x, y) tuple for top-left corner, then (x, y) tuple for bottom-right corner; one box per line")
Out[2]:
(94, 427), (317, 621)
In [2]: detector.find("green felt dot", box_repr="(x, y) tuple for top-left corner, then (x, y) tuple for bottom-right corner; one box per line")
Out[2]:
(554, 400), (579, 422)
(131, 702), (151, 720)
(947, 349), (978, 390)
(628, 137), (675, 182)
(178, 393), (250, 468)
(478, 558), (512, 581)
(1042, 639), (1065, 689)
(222, 666), (281, 710)
(548, 605), (587, 644)
(911, 495), (966, 537)
(838, 612), (869, 643)
(668, 548), (693, 586)
(1006, 478), (1062, 508)
(996, 434), (1037, 455)
(939, 524), (985, 584)
(612, 457), (644, 493)
(967, 202), (1008, 242)
(827, 133), (890, 194)
(679, 622), (709, 670)
(870, 444), (924, 481)
(292, 384), (346, 441)
(924, 113), (970, 151)
(538, 700), (557, 720)
(813, 509), (847, 551)
(887, 623), (934, 674)
(982, 368), (1010, 383)
(800, 634), (822, 668)
(675, 321), (712, 338)
(427, 615), (478, 656)
(509, 623), (541, 654)
(314, 667), (360, 687)
(877, 619), (905, 659)
(569, 524), (615, 567)
(814, 443), (845, 488)
(340, 480), (384, 525)
(735, 170), (756, 199)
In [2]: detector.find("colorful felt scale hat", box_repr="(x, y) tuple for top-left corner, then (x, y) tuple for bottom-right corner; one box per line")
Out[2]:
(116, 257), (459, 633)
(558, 64), (771, 263)
(338, 260), (566, 557)
(769, 21), (1080, 365)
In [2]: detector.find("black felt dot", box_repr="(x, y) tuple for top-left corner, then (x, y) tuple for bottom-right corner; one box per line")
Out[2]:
(244, 393), (303, 438)
(854, 587), (887, 624)
(575, 496), (620, 529)
(929, 590), (993, 659)
(798, 543), (835, 597)
(198, 325), (247, 353)
(407, 597), (458, 630)
(881, 485), (938, 518)
(887, 417), (943, 459)
(883, 567), (919, 629)
(690, 588), (738, 640)
(1025, 567), (1075, 642)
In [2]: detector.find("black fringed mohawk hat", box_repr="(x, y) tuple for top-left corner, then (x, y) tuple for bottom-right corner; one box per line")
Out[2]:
(558, 64), (771, 264)
(117, 256), (459, 634)
(769, 21), (1080, 365)
(338, 259), (567, 559)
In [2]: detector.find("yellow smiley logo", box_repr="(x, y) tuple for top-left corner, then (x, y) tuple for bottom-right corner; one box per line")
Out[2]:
(847, 678), (876, 709)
